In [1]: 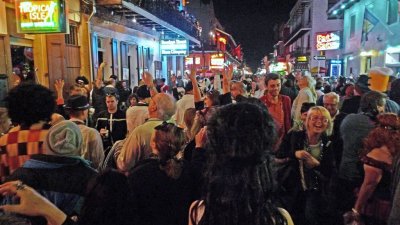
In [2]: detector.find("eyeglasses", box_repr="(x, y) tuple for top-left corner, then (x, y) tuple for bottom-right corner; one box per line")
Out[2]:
(310, 116), (329, 124)
(154, 121), (183, 132)
(106, 92), (119, 99)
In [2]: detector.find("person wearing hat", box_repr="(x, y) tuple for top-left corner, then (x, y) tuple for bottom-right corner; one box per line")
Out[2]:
(2, 120), (97, 221)
(65, 95), (104, 169)
(126, 85), (151, 134)
(340, 74), (370, 114)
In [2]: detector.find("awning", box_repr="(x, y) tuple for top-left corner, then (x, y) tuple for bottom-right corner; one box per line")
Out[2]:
(284, 28), (311, 46)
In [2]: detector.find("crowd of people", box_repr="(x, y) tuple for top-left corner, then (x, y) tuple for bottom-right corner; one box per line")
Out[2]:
(0, 64), (399, 225)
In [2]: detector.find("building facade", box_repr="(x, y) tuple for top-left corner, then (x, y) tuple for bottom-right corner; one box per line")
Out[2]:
(0, 0), (200, 106)
(283, 0), (343, 76)
(328, 0), (400, 77)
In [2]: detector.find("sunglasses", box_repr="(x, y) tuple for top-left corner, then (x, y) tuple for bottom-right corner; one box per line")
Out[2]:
(154, 121), (183, 132)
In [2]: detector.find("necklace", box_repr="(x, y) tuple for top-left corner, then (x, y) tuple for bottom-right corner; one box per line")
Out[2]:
(304, 137), (324, 161)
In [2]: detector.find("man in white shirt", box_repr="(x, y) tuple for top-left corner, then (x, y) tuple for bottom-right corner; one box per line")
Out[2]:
(126, 85), (151, 133)
(173, 81), (194, 128)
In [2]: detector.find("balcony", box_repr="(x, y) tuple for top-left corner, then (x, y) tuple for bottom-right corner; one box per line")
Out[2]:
(284, 21), (311, 46)
(95, 0), (200, 44)
(288, 0), (311, 20)
(290, 47), (311, 57)
(130, 0), (199, 38)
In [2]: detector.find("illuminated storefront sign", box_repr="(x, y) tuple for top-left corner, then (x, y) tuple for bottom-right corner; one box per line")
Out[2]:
(185, 57), (193, 64)
(15, 0), (67, 33)
(210, 53), (224, 69)
(296, 56), (308, 62)
(160, 39), (188, 55)
(185, 57), (201, 65)
(269, 62), (287, 72)
(316, 31), (341, 51)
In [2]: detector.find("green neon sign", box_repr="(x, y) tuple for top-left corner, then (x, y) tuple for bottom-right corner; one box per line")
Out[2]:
(15, 0), (67, 34)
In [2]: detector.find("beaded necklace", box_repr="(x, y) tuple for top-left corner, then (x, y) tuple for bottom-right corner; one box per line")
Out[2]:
(304, 136), (324, 161)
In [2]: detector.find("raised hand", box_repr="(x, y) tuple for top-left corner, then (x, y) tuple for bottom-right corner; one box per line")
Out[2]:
(189, 66), (197, 81)
(142, 71), (154, 87)
(100, 61), (107, 69)
(0, 181), (67, 225)
(54, 79), (64, 93)
(223, 64), (233, 81)
(195, 126), (207, 148)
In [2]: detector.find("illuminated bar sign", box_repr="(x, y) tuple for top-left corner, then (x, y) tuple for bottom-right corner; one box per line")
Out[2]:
(15, 0), (67, 34)
(160, 39), (188, 55)
(210, 53), (224, 69)
(316, 31), (341, 51)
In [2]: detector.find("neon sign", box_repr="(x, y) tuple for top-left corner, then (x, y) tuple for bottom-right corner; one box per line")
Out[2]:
(15, 0), (67, 33)
(210, 54), (224, 69)
(316, 32), (341, 51)
(296, 56), (308, 62)
(269, 62), (287, 72)
(185, 57), (194, 65)
(218, 37), (227, 45)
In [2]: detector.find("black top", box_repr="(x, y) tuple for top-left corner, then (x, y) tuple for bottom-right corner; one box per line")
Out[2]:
(128, 159), (198, 225)
(95, 109), (127, 150)
(341, 95), (361, 114)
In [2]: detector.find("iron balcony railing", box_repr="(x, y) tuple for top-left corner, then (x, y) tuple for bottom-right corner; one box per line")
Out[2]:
(127, 0), (200, 38)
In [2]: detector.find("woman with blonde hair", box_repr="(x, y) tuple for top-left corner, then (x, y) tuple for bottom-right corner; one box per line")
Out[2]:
(291, 71), (317, 130)
(277, 106), (334, 225)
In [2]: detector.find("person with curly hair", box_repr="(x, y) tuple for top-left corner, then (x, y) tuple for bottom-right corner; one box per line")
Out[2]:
(0, 83), (55, 182)
(189, 102), (293, 225)
(346, 113), (400, 225)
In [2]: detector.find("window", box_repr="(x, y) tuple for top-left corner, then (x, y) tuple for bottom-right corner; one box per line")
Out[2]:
(365, 56), (372, 72)
(308, 7), (312, 24)
(65, 24), (78, 46)
(386, 0), (398, 25)
(350, 15), (356, 38)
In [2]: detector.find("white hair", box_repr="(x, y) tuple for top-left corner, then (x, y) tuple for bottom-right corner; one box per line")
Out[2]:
(323, 92), (340, 103)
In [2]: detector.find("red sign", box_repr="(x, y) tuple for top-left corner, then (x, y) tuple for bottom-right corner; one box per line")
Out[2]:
(316, 32), (341, 51)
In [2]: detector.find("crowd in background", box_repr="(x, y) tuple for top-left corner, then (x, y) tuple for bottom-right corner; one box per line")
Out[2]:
(0, 64), (399, 225)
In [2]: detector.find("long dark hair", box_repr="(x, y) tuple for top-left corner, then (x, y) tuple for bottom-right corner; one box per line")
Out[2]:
(199, 103), (285, 225)
(154, 122), (185, 179)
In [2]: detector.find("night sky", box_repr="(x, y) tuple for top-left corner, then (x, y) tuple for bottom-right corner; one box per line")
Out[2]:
(212, 0), (296, 71)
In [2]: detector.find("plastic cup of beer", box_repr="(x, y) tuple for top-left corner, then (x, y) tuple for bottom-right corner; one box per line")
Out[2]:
(368, 67), (394, 92)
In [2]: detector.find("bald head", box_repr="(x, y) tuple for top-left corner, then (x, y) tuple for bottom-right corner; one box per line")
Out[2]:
(149, 93), (176, 120)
